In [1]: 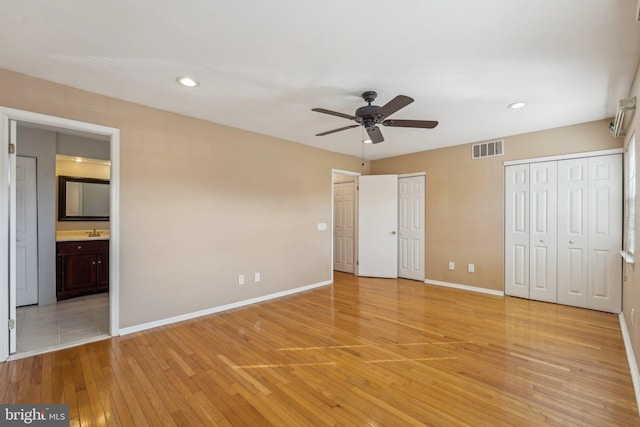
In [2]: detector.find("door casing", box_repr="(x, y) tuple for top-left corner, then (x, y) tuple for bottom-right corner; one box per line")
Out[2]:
(0, 107), (121, 361)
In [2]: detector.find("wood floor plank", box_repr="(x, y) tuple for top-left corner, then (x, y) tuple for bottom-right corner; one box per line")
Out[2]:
(1, 272), (638, 425)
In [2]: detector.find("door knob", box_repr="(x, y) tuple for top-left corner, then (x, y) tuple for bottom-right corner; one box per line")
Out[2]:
(539, 239), (544, 243)
(391, 231), (397, 235)
(569, 240), (575, 244)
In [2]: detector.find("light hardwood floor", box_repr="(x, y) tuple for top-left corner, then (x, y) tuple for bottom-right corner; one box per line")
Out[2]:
(1, 272), (638, 426)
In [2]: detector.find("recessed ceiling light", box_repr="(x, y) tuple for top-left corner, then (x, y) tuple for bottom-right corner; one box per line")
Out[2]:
(176, 76), (199, 88)
(508, 101), (526, 109)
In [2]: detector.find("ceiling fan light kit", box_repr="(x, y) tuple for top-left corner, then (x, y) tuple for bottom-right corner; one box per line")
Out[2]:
(312, 91), (438, 144)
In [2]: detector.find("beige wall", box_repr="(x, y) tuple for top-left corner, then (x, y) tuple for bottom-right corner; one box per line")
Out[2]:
(622, 63), (640, 377)
(0, 69), (370, 328)
(372, 119), (622, 291)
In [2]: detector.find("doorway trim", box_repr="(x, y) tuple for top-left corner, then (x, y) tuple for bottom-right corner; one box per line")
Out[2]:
(0, 107), (120, 362)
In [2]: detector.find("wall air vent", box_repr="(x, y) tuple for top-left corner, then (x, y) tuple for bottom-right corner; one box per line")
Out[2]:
(472, 140), (504, 159)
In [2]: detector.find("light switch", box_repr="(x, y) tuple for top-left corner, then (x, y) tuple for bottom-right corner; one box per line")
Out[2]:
(317, 222), (327, 231)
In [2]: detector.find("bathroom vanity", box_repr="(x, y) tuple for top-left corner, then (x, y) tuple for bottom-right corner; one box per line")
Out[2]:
(56, 236), (109, 301)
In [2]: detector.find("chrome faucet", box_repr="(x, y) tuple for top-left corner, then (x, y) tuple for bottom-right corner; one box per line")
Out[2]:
(88, 227), (101, 237)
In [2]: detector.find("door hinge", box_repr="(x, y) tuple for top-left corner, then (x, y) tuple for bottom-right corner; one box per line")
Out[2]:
(8, 143), (15, 154)
(8, 319), (15, 330)
(356, 260), (359, 265)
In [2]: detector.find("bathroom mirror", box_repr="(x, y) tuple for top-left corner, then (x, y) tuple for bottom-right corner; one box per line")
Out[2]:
(58, 176), (110, 221)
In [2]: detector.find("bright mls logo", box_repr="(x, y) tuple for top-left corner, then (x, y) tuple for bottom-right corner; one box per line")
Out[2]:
(1, 405), (69, 426)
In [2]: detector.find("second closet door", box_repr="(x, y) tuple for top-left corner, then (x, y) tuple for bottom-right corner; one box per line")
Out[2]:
(557, 155), (622, 312)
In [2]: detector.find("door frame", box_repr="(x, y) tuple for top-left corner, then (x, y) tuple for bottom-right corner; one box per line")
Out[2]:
(0, 107), (121, 362)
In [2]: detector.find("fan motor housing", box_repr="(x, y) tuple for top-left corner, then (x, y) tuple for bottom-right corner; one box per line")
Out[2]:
(355, 105), (381, 122)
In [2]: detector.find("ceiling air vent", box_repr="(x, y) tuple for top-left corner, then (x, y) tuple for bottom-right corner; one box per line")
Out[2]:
(472, 140), (504, 159)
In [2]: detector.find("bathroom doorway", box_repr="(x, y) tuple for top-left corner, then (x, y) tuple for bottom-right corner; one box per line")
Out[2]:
(0, 108), (120, 361)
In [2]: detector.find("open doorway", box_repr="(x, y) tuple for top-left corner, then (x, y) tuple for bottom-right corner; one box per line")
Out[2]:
(16, 125), (110, 357)
(1, 108), (120, 361)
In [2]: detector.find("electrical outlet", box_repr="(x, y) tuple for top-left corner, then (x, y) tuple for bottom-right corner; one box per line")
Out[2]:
(448, 262), (455, 270)
(468, 264), (475, 273)
(255, 272), (261, 282)
(238, 274), (245, 285)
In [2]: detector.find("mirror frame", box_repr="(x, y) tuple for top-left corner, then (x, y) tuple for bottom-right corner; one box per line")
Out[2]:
(58, 175), (110, 221)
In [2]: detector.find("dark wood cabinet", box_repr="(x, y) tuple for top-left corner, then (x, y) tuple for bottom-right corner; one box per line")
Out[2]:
(57, 240), (109, 300)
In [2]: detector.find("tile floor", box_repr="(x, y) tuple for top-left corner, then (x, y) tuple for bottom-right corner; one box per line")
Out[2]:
(15, 293), (110, 358)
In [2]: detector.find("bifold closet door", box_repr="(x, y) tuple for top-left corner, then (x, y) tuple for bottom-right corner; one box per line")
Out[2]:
(529, 161), (557, 303)
(505, 162), (557, 301)
(557, 158), (589, 308)
(558, 155), (622, 312)
(505, 164), (530, 298)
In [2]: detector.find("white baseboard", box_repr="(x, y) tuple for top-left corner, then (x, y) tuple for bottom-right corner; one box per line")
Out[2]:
(424, 279), (505, 297)
(619, 313), (640, 414)
(119, 280), (332, 336)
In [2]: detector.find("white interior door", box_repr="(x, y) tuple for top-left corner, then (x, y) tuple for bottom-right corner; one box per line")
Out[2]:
(358, 174), (398, 278)
(398, 175), (425, 281)
(557, 158), (589, 308)
(529, 161), (557, 303)
(505, 164), (530, 298)
(334, 181), (355, 273)
(16, 156), (39, 306)
(587, 154), (622, 312)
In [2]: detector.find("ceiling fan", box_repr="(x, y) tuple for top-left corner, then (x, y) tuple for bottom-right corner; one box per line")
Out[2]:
(312, 91), (438, 144)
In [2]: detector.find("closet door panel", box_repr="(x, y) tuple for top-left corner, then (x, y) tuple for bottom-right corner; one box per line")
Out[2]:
(505, 164), (530, 298)
(557, 159), (589, 308)
(529, 161), (557, 302)
(587, 154), (622, 313)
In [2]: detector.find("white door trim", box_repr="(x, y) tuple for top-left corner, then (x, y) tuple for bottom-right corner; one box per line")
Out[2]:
(0, 107), (120, 362)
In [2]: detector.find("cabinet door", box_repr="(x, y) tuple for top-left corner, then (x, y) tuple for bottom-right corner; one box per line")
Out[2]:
(96, 253), (109, 291)
(505, 164), (530, 298)
(557, 158), (589, 308)
(65, 254), (97, 291)
(529, 161), (558, 303)
(587, 154), (622, 313)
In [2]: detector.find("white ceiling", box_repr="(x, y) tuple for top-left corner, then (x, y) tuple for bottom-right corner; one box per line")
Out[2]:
(1, 0), (639, 160)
